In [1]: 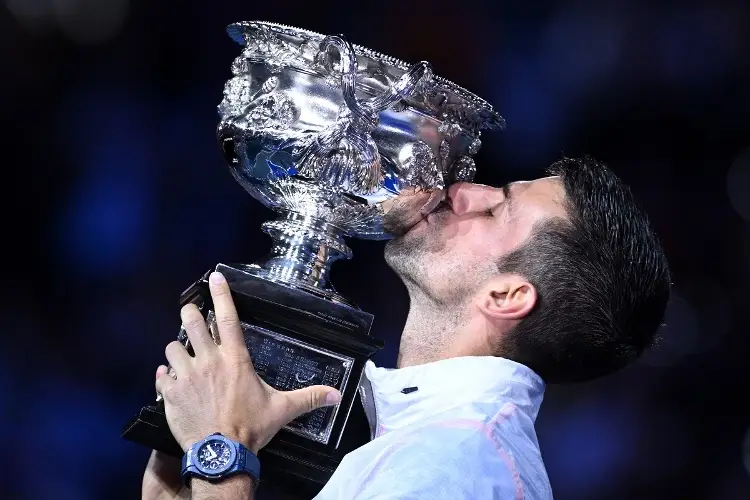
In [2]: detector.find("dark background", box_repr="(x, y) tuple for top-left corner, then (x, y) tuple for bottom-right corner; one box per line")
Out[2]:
(3, 0), (750, 498)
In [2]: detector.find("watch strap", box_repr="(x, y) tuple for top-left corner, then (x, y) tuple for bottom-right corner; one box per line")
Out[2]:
(236, 442), (261, 486)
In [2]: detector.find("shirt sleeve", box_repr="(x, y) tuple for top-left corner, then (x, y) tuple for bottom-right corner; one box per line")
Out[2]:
(350, 425), (523, 500)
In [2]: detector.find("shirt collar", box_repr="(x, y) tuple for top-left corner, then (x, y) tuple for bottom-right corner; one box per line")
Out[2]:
(362, 356), (545, 432)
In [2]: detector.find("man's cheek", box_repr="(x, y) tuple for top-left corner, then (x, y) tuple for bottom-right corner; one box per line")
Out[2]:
(382, 205), (423, 235)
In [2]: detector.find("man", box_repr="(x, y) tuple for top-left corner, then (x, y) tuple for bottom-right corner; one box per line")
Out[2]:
(142, 156), (671, 499)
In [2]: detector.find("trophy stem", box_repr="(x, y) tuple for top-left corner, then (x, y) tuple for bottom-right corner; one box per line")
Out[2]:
(244, 211), (354, 304)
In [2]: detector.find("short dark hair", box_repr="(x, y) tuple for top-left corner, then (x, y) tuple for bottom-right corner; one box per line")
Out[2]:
(497, 156), (671, 383)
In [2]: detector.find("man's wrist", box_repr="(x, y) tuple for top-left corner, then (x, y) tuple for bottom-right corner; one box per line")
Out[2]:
(190, 473), (255, 498)
(181, 433), (261, 494)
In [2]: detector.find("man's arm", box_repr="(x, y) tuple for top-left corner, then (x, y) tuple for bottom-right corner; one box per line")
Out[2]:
(190, 476), (254, 500)
(141, 449), (252, 500)
(142, 452), (253, 500)
(152, 271), (342, 500)
(142, 449), (190, 500)
(141, 365), (191, 500)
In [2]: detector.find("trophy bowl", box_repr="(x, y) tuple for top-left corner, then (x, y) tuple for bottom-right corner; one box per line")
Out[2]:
(122, 21), (505, 495)
(217, 21), (505, 304)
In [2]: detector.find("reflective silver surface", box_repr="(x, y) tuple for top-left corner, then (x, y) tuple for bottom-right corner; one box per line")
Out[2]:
(217, 21), (504, 303)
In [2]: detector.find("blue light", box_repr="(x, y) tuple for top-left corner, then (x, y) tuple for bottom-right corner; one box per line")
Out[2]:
(53, 84), (159, 277)
(22, 379), (144, 499)
(55, 172), (151, 276)
(488, 54), (567, 163)
(541, 401), (639, 494)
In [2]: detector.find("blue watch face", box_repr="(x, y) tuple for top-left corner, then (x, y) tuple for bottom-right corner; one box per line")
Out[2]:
(197, 439), (233, 471)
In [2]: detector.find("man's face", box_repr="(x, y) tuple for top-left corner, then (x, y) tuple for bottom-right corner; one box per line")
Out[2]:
(384, 176), (568, 303)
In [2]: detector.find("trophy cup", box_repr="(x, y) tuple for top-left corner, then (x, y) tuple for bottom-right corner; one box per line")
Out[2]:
(122, 21), (504, 494)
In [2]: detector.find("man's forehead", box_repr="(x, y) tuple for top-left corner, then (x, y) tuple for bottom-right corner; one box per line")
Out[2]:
(515, 175), (561, 188)
(474, 175), (560, 190)
(505, 176), (567, 218)
(503, 176), (562, 196)
(453, 176), (564, 201)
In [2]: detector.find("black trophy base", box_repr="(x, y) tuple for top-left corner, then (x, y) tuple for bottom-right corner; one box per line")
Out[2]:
(122, 263), (384, 497)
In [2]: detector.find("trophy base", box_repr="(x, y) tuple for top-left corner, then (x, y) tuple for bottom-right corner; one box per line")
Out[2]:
(122, 263), (384, 495)
(122, 404), (183, 458)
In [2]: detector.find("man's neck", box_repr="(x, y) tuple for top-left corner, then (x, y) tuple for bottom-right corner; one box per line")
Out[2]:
(396, 289), (463, 368)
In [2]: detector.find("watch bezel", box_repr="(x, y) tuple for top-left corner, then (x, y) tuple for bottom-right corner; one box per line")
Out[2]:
(192, 434), (238, 476)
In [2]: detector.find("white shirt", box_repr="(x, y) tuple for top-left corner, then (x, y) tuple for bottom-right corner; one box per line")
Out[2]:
(314, 356), (553, 499)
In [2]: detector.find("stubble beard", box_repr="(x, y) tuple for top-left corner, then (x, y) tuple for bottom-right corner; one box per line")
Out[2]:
(384, 232), (428, 285)
(384, 208), (452, 286)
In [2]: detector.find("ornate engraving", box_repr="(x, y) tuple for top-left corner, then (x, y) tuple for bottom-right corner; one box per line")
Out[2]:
(452, 156), (477, 182)
(237, 23), (310, 72)
(220, 76), (297, 134)
(398, 141), (442, 189)
(439, 139), (451, 174)
(297, 106), (383, 194)
(438, 121), (462, 138)
(468, 137), (482, 155)
(219, 77), (252, 118)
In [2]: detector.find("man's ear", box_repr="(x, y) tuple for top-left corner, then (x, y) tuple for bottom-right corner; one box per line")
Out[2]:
(478, 274), (537, 320)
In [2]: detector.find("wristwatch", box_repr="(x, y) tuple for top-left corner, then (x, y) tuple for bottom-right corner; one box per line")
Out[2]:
(181, 433), (261, 487)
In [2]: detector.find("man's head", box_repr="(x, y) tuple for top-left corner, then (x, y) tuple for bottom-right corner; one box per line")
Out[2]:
(385, 156), (671, 383)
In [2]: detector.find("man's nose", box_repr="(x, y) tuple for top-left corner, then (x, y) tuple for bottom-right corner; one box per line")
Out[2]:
(447, 182), (492, 216)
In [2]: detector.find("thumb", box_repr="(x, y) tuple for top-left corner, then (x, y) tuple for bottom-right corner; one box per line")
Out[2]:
(284, 385), (342, 420)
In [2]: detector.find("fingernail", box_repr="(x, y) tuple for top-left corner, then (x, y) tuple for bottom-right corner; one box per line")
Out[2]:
(325, 391), (342, 405)
(209, 272), (225, 285)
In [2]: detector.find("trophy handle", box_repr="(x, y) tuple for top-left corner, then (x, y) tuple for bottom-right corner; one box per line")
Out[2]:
(318, 35), (433, 124)
(369, 61), (433, 111)
(318, 36), (377, 131)
(298, 36), (435, 195)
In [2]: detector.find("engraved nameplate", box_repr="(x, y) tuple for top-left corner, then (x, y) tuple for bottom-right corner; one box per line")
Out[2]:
(205, 311), (354, 444)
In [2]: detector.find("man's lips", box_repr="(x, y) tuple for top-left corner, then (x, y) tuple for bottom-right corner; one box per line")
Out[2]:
(418, 188), (446, 216)
(381, 187), (446, 236)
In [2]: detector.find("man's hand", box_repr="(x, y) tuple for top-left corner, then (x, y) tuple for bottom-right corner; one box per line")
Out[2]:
(154, 271), (342, 486)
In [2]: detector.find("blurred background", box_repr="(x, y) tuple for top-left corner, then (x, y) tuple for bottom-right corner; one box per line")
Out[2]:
(2, 0), (749, 498)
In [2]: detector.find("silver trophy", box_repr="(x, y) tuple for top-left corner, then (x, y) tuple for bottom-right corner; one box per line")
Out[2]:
(122, 21), (504, 493)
